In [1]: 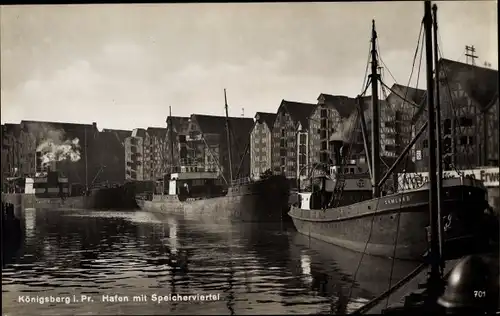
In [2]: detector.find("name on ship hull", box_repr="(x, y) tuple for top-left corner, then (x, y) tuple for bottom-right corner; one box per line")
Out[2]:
(383, 195), (412, 205)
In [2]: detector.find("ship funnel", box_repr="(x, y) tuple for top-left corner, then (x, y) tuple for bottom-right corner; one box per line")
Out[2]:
(47, 161), (57, 172)
(35, 151), (43, 172)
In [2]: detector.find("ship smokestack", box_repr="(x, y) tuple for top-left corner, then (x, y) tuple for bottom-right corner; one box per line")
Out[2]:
(47, 161), (57, 172)
(35, 151), (57, 172)
(36, 151), (43, 172)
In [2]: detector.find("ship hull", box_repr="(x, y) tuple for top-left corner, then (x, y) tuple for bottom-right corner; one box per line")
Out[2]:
(137, 175), (291, 223)
(2, 193), (88, 209)
(288, 178), (490, 261)
(2, 201), (23, 246)
(88, 185), (139, 210)
(138, 195), (185, 214)
(3, 183), (147, 211)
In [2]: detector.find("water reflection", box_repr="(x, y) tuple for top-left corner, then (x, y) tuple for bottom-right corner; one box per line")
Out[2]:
(167, 217), (179, 255)
(24, 208), (36, 240)
(288, 234), (419, 314)
(300, 253), (313, 286)
(2, 208), (419, 315)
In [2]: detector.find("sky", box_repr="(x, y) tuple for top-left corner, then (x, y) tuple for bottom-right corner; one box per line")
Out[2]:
(1, 2), (497, 131)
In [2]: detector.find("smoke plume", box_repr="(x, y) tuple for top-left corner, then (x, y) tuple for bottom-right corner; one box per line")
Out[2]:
(25, 122), (82, 167)
(330, 108), (371, 143)
(37, 138), (81, 166)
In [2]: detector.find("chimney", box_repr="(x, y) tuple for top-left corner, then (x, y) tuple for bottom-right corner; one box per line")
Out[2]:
(36, 151), (43, 172)
(47, 161), (57, 172)
(92, 122), (97, 130)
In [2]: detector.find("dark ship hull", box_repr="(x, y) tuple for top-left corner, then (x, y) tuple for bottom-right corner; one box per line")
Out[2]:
(3, 191), (136, 210)
(2, 179), (155, 211)
(2, 171), (89, 210)
(288, 178), (490, 261)
(1, 201), (23, 242)
(87, 182), (150, 210)
(2, 193), (88, 209)
(137, 175), (291, 223)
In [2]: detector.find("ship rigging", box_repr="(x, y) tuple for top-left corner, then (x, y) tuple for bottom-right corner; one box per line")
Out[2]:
(288, 0), (491, 264)
(349, 2), (498, 314)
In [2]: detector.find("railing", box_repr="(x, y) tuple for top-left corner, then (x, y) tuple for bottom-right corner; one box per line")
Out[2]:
(179, 165), (209, 173)
(173, 159), (221, 174)
(178, 158), (207, 167)
(135, 191), (153, 200)
(231, 177), (253, 186)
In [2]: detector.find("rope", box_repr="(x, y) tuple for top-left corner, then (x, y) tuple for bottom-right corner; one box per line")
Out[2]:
(200, 134), (228, 185)
(350, 261), (428, 315)
(347, 196), (383, 303)
(360, 40), (372, 94)
(383, 20), (425, 310)
(377, 42), (399, 85)
(379, 81), (425, 109)
(360, 77), (372, 97)
(437, 31), (445, 58)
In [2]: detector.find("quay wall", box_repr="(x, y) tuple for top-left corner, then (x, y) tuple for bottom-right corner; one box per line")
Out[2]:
(487, 187), (500, 215)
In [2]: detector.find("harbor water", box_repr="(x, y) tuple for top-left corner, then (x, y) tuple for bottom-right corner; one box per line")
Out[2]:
(2, 208), (420, 315)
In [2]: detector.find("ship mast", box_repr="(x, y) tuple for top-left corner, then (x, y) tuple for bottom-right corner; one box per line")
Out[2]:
(432, 3), (445, 266)
(224, 89), (234, 183)
(423, 0), (443, 295)
(370, 20), (381, 198)
(85, 126), (88, 192)
(169, 106), (175, 174)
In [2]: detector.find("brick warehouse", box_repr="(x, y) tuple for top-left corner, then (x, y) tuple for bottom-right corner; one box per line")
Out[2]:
(124, 128), (149, 181)
(271, 100), (317, 180)
(413, 58), (499, 171)
(267, 92), (419, 186)
(381, 84), (427, 159)
(1, 123), (37, 190)
(146, 127), (169, 180)
(124, 127), (171, 181)
(249, 112), (277, 179)
(410, 58), (499, 213)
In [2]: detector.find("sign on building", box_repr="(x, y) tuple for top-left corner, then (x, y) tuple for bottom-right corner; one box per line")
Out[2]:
(397, 167), (499, 190)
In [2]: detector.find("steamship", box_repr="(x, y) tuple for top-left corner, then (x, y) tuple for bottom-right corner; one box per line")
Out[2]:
(290, 141), (487, 260)
(137, 166), (290, 223)
(2, 142), (151, 210)
(2, 171), (153, 211)
(2, 160), (89, 210)
(288, 21), (491, 261)
(136, 92), (290, 223)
